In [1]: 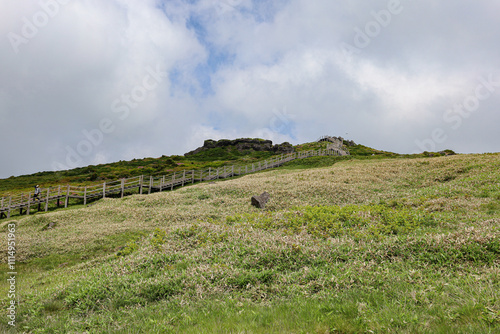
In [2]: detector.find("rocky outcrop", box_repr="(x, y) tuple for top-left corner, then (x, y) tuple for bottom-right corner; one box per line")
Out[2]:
(185, 138), (294, 156)
(318, 136), (356, 147)
(318, 136), (355, 156)
(271, 142), (294, 154)
(342, 138), (356, 147)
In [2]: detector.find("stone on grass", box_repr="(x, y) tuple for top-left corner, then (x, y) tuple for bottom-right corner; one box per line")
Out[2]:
(251, 192), (270, 209)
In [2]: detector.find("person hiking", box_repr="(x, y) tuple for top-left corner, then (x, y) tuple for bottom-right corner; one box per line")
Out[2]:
(33, 185), (41, 202)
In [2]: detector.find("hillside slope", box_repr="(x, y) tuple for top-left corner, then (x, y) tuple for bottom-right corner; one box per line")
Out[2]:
(0, 138), (305, 197)
(0, 137), (452, 198)
(1, 152), (499, 333)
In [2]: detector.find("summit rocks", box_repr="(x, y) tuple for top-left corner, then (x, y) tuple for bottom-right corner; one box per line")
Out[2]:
(185, 138), (294, 156)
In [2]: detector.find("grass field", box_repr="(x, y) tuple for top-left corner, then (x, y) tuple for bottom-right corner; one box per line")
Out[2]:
(1, 153), (499, 333)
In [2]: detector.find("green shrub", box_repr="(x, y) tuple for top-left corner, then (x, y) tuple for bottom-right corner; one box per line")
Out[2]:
(150, 228), (167, 249)
(227, 270), (275, 289)
(139, 278), (185, 302)
(174, 224), (230, 245)
(198, 194), (210, 200)
(386, 237), (500, 266)
(116, 240), (139, 257)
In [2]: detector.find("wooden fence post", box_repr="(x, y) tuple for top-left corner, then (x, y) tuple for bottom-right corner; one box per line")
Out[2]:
(45, 188), (50, 212)
(139, 175), (144, 194)
(27, 192), (31, 216)
(231, 165), (234, 177)
(148, 176), (153, 194)
(171, 172), (175, 190)
(19, 195), (24, 215)
(161, 176), (165, 191)
(182, 170), (186, 187)
(121, 179), (125, 198)
(208, 167), (211, 180)
(7, 197), (12, 219)
(192, 170), (195, 184)
(200, 170), (203, 182)
(65, 185), (70, 208)
(57, 186), (61, 207)
(84, 187), (87, 205)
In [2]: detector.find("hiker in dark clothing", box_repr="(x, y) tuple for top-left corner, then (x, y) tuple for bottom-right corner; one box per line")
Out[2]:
(33, 185), (41, 202)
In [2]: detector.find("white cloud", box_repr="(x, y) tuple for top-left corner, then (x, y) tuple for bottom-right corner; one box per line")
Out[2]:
(337, 57), (472, 122)
(0, 0), (499, 177)
(0, 0), (206, 175)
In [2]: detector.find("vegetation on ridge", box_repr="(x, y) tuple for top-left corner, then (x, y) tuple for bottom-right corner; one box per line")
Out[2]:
(0, 139), (454, 199)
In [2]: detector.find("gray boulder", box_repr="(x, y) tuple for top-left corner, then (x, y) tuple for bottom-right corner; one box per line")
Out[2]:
(251, 192), (270, 209)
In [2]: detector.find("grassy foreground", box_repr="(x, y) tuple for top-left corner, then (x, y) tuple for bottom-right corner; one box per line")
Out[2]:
(1, 153), (499, 333)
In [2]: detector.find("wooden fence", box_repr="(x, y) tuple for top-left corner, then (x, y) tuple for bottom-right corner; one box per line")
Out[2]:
(0, 149), (338, 219)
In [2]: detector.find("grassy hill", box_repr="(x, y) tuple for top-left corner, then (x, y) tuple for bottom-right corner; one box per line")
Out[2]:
(0, 139), (315, 197)
(1, 144), (499, 333)
(0, 139), (451, 198)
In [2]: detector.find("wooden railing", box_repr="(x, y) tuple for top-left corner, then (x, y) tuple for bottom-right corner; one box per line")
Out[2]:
(0, 148), (339, 219)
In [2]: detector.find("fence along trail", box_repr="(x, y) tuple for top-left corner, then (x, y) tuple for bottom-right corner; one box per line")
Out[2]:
(0, 149), (340, 220)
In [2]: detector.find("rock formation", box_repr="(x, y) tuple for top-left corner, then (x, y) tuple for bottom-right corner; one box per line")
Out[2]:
(185, 138), (294, 156)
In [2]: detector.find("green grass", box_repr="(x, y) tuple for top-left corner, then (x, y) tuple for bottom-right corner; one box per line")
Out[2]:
(281, 155), (351, 169)
(9, 220), (499, 333)
(17, 292), (498, 333)
(223, 203), (439, 240)
(348, 144), (400, 157)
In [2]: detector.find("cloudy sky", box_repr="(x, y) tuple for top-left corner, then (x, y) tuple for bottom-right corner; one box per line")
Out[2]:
(1, 0), (499, 178)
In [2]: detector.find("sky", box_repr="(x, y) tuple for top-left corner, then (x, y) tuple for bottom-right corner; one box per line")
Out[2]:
(1, 0), (499, 178)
